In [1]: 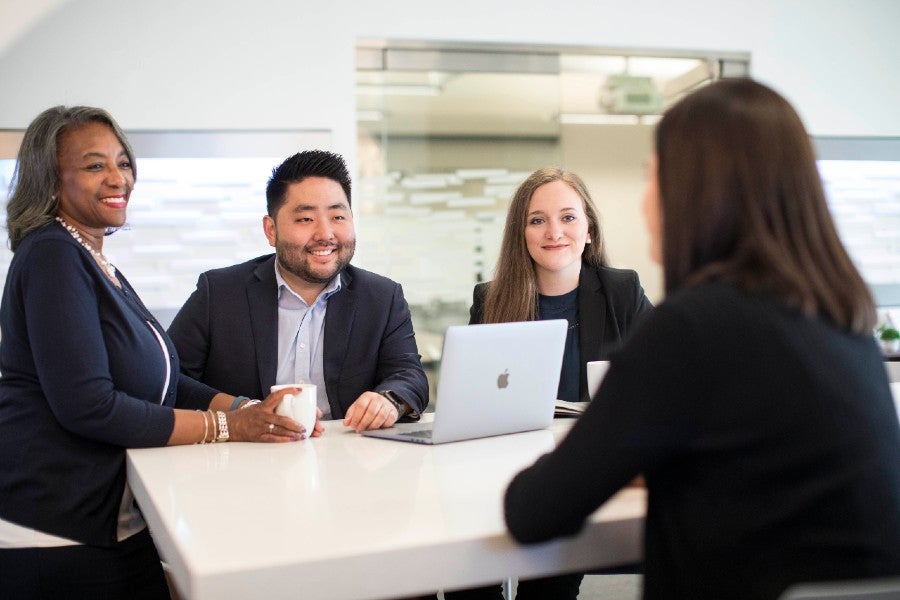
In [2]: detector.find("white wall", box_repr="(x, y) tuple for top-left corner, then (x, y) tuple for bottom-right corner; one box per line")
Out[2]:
(562, 124), (661, 300)
(2, 0), (898, 307)
(2, 0), (900, 153)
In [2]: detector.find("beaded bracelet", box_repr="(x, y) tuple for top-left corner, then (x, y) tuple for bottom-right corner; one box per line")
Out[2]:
(215, 411), (229, 442)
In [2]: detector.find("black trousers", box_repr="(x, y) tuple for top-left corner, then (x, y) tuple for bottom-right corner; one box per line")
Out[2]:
(0, 527), (169, 600)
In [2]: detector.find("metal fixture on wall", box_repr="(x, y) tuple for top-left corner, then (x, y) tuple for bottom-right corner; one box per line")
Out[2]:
(356, 41), (751, 137)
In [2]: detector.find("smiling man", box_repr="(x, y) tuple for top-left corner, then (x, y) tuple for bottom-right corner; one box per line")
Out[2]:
(168, 150), (428, 431)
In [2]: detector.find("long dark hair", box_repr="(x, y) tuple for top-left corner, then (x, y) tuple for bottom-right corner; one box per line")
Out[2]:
(655, 78), (875, 333)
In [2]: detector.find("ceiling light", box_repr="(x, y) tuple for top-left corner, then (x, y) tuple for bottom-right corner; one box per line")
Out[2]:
(356, 84), (441, 96)
(558, 113), (640, 125)
(356, 110), (385, 122)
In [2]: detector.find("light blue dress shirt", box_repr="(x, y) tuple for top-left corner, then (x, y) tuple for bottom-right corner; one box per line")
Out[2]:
(274, 262), (343, 419)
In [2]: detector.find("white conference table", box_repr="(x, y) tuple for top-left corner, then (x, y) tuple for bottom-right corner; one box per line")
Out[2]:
(127, 417), (646, 600)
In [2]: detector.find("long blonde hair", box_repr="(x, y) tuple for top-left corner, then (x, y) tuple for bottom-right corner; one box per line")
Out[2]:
(481, 167), (608, 324)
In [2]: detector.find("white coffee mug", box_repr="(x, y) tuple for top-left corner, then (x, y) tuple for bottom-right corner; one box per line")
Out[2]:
(271, 384), (317, 435)
(586, 361), (611, 399)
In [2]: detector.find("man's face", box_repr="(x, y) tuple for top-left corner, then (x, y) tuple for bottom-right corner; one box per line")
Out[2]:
(263, 176), (356, 286)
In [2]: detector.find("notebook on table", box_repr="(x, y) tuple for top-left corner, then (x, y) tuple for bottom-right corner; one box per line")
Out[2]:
(362, 319), (567, 445)
(554, 360), (611, 417)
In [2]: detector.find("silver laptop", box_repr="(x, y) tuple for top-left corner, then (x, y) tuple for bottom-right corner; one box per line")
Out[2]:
(362, 319), (567, 444)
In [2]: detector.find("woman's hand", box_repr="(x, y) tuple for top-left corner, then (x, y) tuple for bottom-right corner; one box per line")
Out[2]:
(228, 389), (307, 442)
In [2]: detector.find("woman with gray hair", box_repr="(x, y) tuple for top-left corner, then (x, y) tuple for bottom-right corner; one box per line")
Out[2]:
(0, 106), (315, 599)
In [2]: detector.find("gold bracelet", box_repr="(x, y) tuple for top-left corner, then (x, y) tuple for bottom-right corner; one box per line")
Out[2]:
(197, 410), (209, 444)
(208, 409), (217, 441)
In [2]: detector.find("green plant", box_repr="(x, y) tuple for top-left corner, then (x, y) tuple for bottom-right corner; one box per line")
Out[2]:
(878, 324), (900, 341)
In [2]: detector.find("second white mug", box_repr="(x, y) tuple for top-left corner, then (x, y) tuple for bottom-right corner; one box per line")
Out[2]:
(586, 361), (611, 399)
(271, 384), (317, 435)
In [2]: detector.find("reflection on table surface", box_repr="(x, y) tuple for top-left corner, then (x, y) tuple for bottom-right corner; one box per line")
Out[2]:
(127, 417), (646, 600)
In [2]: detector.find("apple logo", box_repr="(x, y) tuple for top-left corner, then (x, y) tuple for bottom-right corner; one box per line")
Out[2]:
(496, 369), (509, 389)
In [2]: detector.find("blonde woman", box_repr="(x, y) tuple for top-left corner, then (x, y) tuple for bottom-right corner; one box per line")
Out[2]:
(447, 168), (651, 600)
(472, 167), (651, 403)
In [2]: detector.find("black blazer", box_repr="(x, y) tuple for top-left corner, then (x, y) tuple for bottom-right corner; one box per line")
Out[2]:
(469, 263), (652, 401)
(168, 256), (429, 418)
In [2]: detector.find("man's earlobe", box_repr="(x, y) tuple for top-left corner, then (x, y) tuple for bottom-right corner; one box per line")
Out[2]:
(263, 215), (277, 246)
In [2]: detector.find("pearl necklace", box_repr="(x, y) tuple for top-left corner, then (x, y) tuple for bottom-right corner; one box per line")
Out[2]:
(55, 217), (117, 280)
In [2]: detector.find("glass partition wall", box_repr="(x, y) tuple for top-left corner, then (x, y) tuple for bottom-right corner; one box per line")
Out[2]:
(354, 41), (749, 367)
(0, 42), (749, 383)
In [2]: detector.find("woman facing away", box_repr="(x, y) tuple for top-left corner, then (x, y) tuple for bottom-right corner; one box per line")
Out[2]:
(0, 106), (321, 600)
(446, 168), (652, 599)
(503, 79), (900, 599)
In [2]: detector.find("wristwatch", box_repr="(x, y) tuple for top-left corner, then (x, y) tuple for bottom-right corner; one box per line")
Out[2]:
(379, 390), (409, 417)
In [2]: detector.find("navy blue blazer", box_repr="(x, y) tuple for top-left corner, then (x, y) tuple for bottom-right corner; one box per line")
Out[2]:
(470, 263), (652, 401)
(0, 224), (217, 546)
(168, 256), (429, 418)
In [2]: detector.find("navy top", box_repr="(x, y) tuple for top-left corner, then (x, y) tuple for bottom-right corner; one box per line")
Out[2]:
(0, 223), (217, 546)
(538, 289), (579, 402)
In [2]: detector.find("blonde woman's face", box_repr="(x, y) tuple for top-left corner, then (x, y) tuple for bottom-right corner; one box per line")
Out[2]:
(642, 154), (663, 265)
(524, 180), (590, 282)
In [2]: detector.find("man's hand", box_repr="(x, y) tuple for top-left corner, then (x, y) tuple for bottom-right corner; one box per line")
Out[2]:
(311, 408), (326, 438)
(342, 392), (399, 432)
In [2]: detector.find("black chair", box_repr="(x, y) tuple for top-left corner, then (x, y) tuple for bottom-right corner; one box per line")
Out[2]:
(778, 577), (900, 600)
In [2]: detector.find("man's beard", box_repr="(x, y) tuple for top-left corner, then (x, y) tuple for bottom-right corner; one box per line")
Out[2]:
(275, 237), (356, 285)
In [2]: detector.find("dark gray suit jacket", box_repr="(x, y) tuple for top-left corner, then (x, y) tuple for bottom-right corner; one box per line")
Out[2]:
(168, 255), (429, 418)
(469, 263), (652, 402)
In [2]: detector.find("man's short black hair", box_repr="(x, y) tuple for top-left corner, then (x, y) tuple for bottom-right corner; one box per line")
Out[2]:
(266, 150), (351, 216)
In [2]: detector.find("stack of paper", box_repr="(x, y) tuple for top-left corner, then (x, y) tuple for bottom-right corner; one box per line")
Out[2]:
(554, 399), (587, 418)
